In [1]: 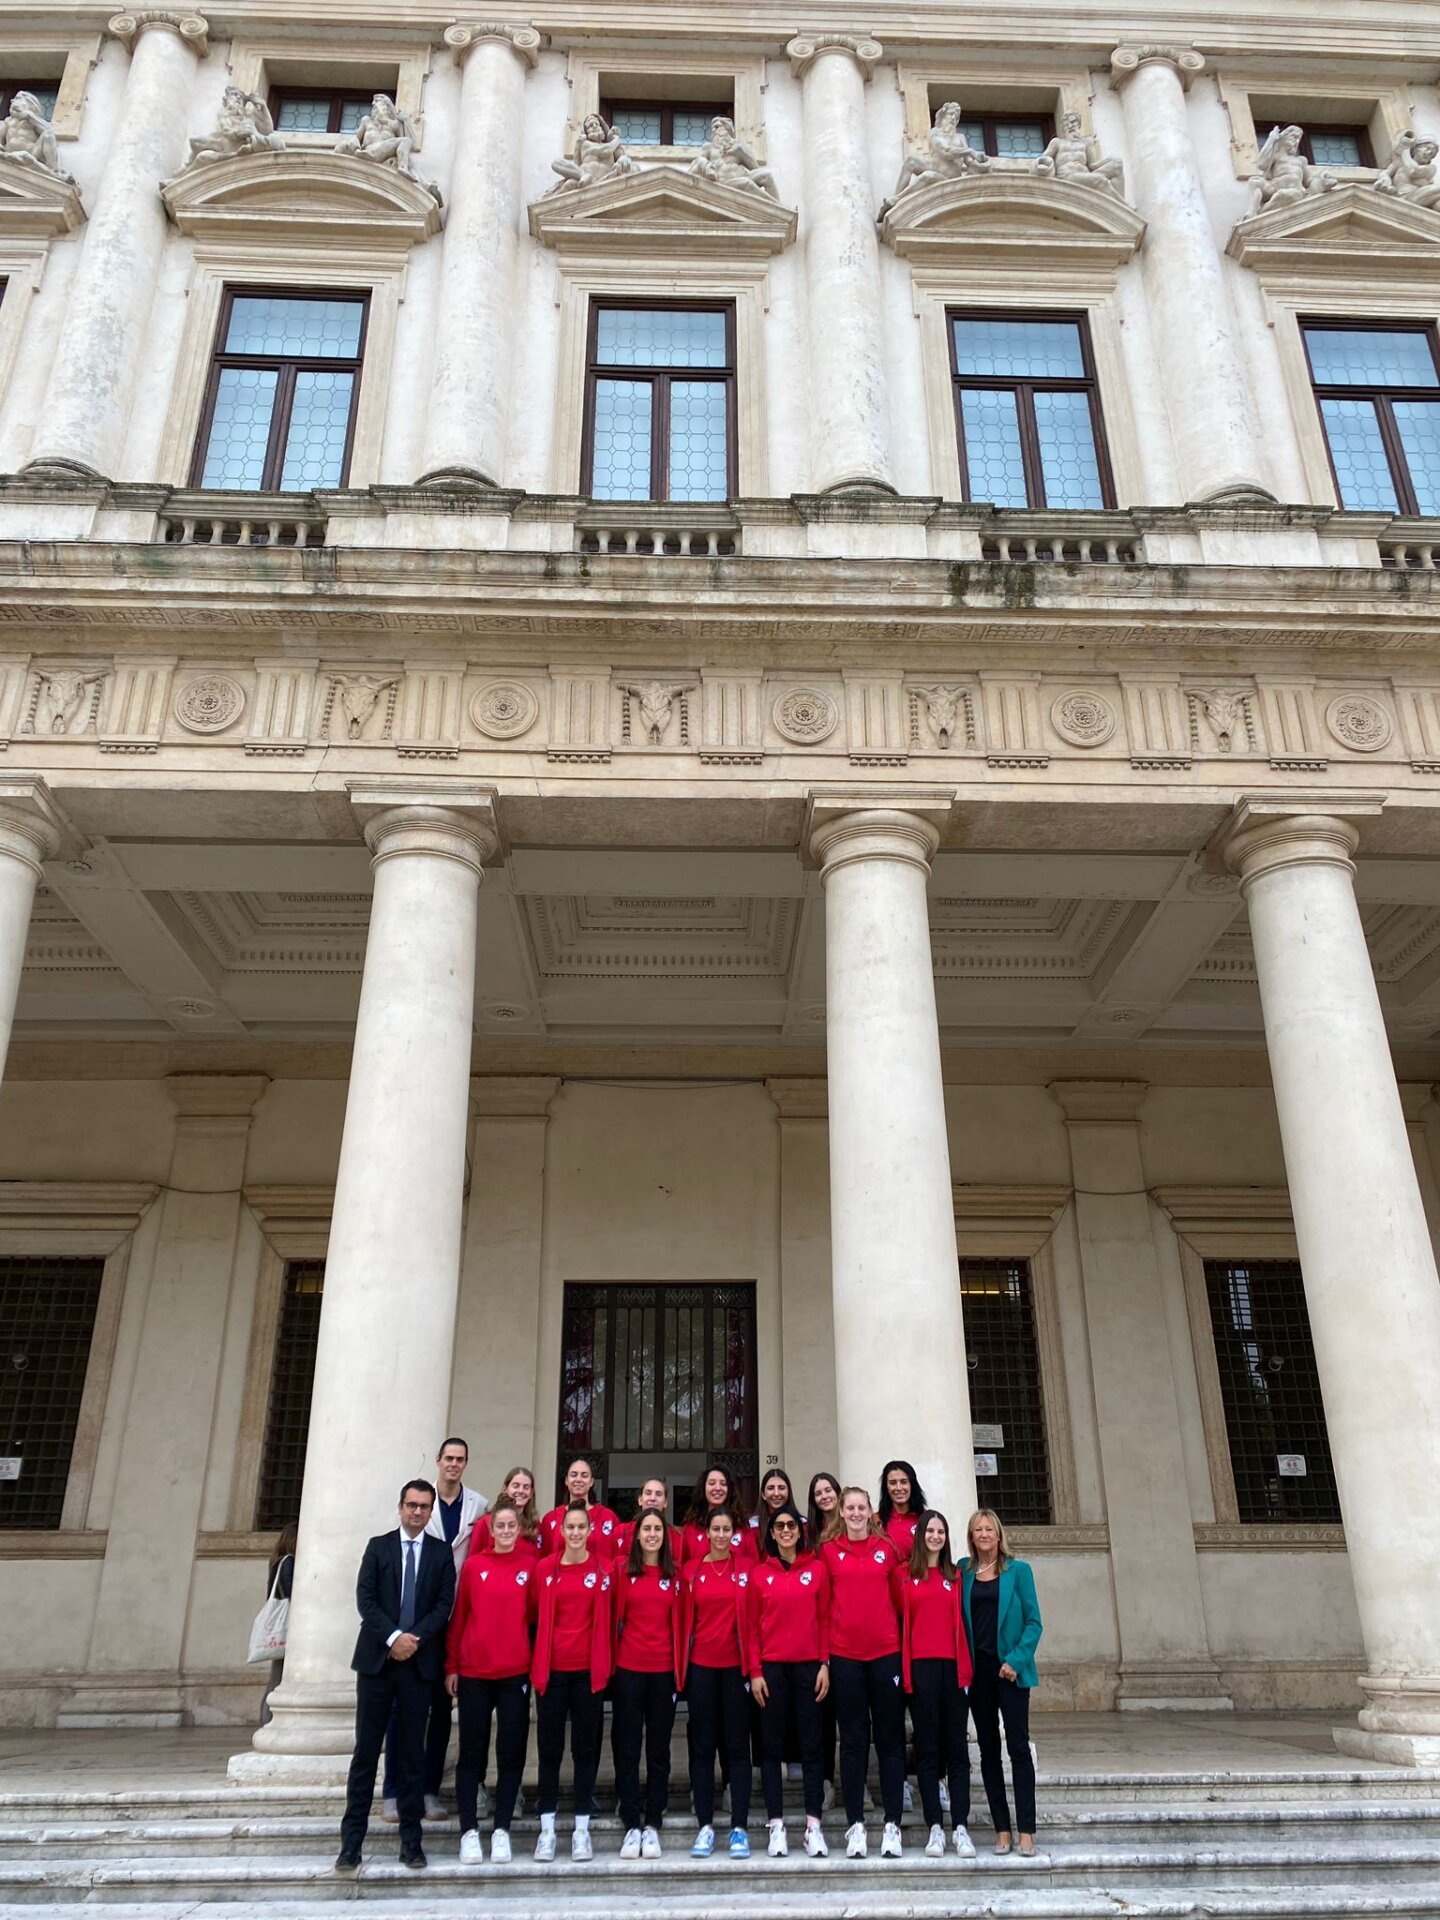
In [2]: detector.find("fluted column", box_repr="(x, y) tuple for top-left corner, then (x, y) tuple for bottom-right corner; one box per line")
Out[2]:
(808, 794), (975, 1522)
(1223, 800), (1440, 1764)
(786, 35), (894, 493)
(1110, 46), (1269, 504)
(27, 12), (208, 478)
(0, 780), (63, 1083)
(417, 21), (540, 487)
(236, 789), (495, 1771)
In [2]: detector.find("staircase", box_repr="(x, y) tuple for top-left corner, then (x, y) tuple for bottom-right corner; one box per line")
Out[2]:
(4, 1767), (1440, 1916)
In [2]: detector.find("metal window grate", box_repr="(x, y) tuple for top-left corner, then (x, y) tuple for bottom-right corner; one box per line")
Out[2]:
(558, 1282), (757, 1508)
(0, 1255), (105, 1530)
(1203, 1258), (1340, 1524)
(960, 1258), (1052, 1525)
(256, 1260), (325, 1529)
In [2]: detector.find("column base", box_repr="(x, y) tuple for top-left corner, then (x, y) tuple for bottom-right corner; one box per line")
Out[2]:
(56, 1674), (186, 1728)
(413, 465), (504, 491)
(1333, 1726), (1440, 1766)
(1332, 1674), (1440, 1766)
(21, 456), (106, 482)
(228, 1747), (353, 1783)
(1116, 1660), (1235, 1711)
(232, 1679), (356, 1774)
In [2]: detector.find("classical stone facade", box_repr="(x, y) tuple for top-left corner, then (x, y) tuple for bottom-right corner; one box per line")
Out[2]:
(1, 0), (1439, 1776)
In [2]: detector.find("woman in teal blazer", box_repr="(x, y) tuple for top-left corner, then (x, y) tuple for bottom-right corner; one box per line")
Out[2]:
(961, 1510), (1042, 1855)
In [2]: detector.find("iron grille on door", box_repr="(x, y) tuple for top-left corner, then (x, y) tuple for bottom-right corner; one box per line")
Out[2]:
(256, 1259), (325, 1529)
(960, 1257), (1052, 1525)
(558, 1282), (757, 1507)
(1202, 1257), (1341, 1524)
(0, 1255), (105, 1530)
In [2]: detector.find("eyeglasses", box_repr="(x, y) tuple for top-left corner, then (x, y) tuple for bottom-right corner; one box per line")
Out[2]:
(772, 1519), (800, 1530)
(401, 1501), (432, 1513)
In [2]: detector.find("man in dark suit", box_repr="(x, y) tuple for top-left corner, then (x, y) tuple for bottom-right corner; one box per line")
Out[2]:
(335, 1479), (457, 1872)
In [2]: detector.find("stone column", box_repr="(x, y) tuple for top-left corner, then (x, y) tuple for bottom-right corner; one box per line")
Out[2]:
(417, 21), (539, 487)
(1110, 46), (1269, 504)
(238, 789), (495, 1771)
(808, 795), (975, 1522)
(1399, 1084), (1440, 1256)
(1051, 1080), (1229, 1708)
(63, 1075), (268, 1726)
(767, 1079), (839, 1473)
(0, 780), (62, 1083)
(27, 12), (208, 478)
(1223, 801), (1440, 1764)
(786, 35), (894, 494)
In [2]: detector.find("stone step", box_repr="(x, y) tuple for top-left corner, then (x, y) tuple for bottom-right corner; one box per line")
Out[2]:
(4, 1804), (1440, 1858)
(5, 1837), (1440, 1903)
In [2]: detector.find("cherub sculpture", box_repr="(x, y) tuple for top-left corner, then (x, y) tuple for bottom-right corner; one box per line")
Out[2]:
(1246, 124), (1335, 217)
(1035, 110), (1125, 196)
(0, 90), (74, 184)
(687, 116), (779, 197)
(1373, 131), (1440, 210)
(883, 101), (988, 213)
(548, 113), (636, 193)
(184, 86), (283, 167)
(338, 94), (440, 202)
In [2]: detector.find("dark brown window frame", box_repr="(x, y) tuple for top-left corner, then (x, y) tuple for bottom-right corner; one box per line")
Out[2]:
(1302, 315), (1440, 517)
(581, 297), (738, 503)
(190, 284), (370, 493)
(947, 305), (1115, 510)
(599, 98), (728, 145)
(0, 79), (61, 120)
(951, 109), (1055, 156)
(268, 86), (376, 135)
(1255, 119), (1375, 169)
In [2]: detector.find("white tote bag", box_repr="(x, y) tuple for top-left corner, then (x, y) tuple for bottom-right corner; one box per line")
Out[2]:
(247, 1561), (290, 1664)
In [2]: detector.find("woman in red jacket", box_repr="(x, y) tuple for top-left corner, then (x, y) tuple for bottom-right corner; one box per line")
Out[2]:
(538, 1457), (622, 1561)
(751, 1467), (798, 1555)
(877, 1458), (929, 1559)
(748, 1502), (830, 1858)
(898, 1510), (976, 1859)
(685, 1508), (754, 1860)
(820, 1487), (905, 1859)
(470, 1467), (541, 1563)
(612, 1511), (688, 1860)
(612, 1476), (684, 1562)
(679, 1464), (757, 1567)
(446, 1499), (534, 1866)
(529, 1503), (612, 1862)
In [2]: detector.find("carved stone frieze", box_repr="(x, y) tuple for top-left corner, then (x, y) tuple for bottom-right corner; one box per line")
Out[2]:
(321, 673), (399, 742)
(1051, 689), (1117, 748)
(619, 680), (694, 746)
(25, 668), (106, 736)
(1325, 692), (1393, 753)
(175, 675), (246, 734)
(699, 671), (764, 764)
(471, 680), (540, 739)
(773, 686), (838, 745)
(910, 684), (973, 751)
(980, 674), (1048, 768)
(1187, 687), (1255, 755)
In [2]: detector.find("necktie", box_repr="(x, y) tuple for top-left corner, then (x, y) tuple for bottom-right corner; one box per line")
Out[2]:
(399, 1538), (417, 1632)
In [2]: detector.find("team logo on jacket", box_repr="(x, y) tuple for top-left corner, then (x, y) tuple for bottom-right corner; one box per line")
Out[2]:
(738, 1573), (748, 1587)
(516, 1571), (529, 1586)
(943, 1579), (952, 1591)
(479, 1569), (489, 1581)
(584, 1572), (598, 1589)
(799, 1570), (813, 1586)
(873, 1550), (888, 1565)
(660, 1579), (671, 1592)
(602, 1519), (615, 1535)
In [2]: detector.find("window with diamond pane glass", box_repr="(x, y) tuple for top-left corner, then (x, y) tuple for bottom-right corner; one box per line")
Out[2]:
(959, 1259), (1051, 1525)
(958, 389), (1027, 507)
(0, 82), (59, 120)
(1033, 388), (1105, 508)
(953, 113), (1053, 158)
(0, 1256), (105, 1530)
(586, 302), (734, 500)
(1308, 129), (1364, 167)
(608, 105), (662, 144)
(256, 1260), (326, 1529)
(1202, 1259), (1341, 1525)
(950, 309), (1111, 508)
(1303, 321), (1440, 515)
(194, 289), (367, 492)
(601, 101), (720, 147)
(271, 90), (371, 135)
(953, 317), (1086, 381)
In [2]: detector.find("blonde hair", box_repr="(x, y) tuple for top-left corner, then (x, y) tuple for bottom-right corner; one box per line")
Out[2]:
(965, 1507), (1013, 1567)
(497, 1466), (540, 1538)
(839, 1484), (885, 1540)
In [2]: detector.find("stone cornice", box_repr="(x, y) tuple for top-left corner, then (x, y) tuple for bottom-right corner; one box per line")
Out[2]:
(108, 10), (208, 55)
(1109, 44), (1206, 91)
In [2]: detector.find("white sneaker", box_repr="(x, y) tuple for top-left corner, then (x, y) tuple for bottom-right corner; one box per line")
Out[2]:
(881, 1821), (902, 1858)
(953, 1825), (975, 1858)
(846, 1821), (867, 1858)
(924, 1823), (945, 1857)
(804, 1822), (828, 1857)
(534, 1826), (556, 1862)
(768, 1820), (788, 1856)
(620, 1828), (642, 1860)
(902, 1781), (914, 1813)
(490, 1828), (512, 1863)
(641, 1826), (662, 1858)
(938, 1781), (951, 1813)
(380, 1797), (399, 1824)
(572, 1826), (593, 1862)
(459, 1828), (483, 1865)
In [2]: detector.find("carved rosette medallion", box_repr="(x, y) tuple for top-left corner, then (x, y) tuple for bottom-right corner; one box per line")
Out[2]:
(773, 687), (838, 745)
(1051, 690), (1116, 747)
(472, 681), (540, 739)
(1325, 694), (1392, 753)
(174, 675), (245, 734)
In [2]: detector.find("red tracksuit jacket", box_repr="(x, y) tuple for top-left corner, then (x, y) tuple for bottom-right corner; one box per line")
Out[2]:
(528, 1554), (613, 1693)
(897, 1565), (974, 1692)
(746, 1551), (831, 1675)
(686, 1557), (753, 1672)
(679, 1521), (760, 1569)
(446, 1547), (534, 1680)
(538, 1502), (623, 1561)
(613, 1563), (690, 1686)
(820, 1534), (902, 1661)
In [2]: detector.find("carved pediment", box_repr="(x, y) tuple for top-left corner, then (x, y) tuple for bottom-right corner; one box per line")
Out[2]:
(529, 165), (797, 257)
(880, 175), (1145, 271)
(1227, 181), (1440, 278)
(0, 154), (84, 236)
(161, 148), (442, 246)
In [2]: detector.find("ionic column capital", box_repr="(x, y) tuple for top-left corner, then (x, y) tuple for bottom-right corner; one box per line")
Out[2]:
(443, 20), (541, 68)
(808, 801), (946, 881)
(363, 805), (497, 876)
(1109, 44), (1206, 92)
(0, 777), (69, 878)
(108, 11), (209, 55)
(786, 32), (884, 81)
(1219, 795), (1384, 889)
